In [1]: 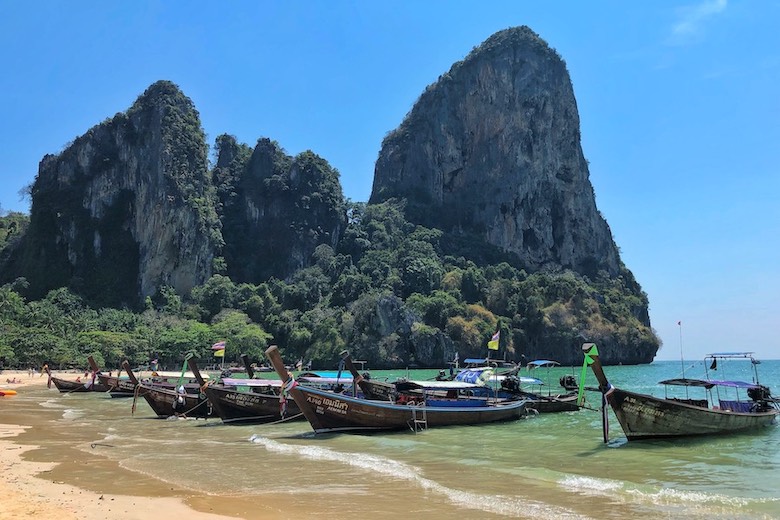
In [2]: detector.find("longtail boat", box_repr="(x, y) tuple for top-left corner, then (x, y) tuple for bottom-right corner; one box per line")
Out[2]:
(115, 359), (210, 398)
(498, 360), (579, 413)
(46, 365), (109, 393)
(339, 350), (396, 400)
(87, 356), (136, 397)
(581, 343), (779, 441)
(124, 360), (213, 419)
(430, 363), (579, 413)
(187, 356), (301, 425)
(265, 345), (528, 434)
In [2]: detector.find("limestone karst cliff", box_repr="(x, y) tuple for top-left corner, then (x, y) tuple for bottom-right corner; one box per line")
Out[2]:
(2, 81), (219, 306)
(370, 26), (657, 363)
(0, 26), (660, 365)
(371, 26), (619, 278)
(214, 136), (347, 283)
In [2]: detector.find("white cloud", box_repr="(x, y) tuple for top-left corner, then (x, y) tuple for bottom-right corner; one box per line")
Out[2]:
(668, 0), (727, 45)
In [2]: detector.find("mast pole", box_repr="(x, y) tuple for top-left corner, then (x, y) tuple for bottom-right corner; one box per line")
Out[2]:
(678, 321), (688, 398)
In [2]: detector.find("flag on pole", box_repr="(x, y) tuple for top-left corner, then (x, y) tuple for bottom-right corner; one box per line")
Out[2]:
(487, 330), (500, 350)
(211, 341), (226, 350)
(213, 349), (225, 358)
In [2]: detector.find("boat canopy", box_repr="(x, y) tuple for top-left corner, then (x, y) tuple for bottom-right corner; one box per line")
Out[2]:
(527, 360), (560, 368)
(706, 380), (762, 389)
(659, 378), (761, 389)
(146, 371), (209, 380)
(659, 378), (715, 389)
(396, 380), (480, 392)
(220, 378), (281, 387)
(463, 358), (488, 365)
(705, 352), (755, 358)
(298, 371), (353, 379)
(298, 376), (354, 385)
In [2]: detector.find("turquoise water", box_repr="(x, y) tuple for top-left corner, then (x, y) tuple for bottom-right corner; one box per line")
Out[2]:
(4, 359), (780, 519)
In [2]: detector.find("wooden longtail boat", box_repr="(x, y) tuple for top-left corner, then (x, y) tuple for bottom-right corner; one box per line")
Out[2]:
(339, 350), (395, 400)
(187, 356), (301, 425)
(87, 356), (136, 397)
(265, 345), (528, 434)
(433, 364), (579, 413)
(498, 360), (580, 413)
(46, 365), (109, 393)
(506, 386), (579, 413)
(123, 360), (213, 419)
(115, 360), (209, 399)
(582, 343), (779, 441)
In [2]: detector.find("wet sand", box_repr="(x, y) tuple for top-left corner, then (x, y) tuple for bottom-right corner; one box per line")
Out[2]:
(0, 371), (273, 520)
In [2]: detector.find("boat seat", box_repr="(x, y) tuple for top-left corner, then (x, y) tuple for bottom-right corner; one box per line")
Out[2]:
(718, 400), (753, 413)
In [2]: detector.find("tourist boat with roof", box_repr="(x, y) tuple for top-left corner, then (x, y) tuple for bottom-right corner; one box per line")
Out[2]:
(187, 355), (303, 424)
(123, 360), (214, 419)
(581, 343), (779, 441)
(111, 358), (210, 399)
(497, 360), (580, 413)
(266, 346), (528, 434)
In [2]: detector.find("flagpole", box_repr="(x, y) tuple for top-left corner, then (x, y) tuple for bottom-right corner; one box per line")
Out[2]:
(211, 341), (226, 371)
(678, 321), (685, 378)
(678, 321), (688, 398)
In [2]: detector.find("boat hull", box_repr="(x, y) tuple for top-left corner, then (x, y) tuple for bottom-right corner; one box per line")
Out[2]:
(108, 378), (137, 398)
(523, 392), (580, 413)
(608, 388), (779, 440)
(94, 374), (137, 397)
(293, 385), (527, 434)
(134, 384), (213, 418)
(204, 385), (301, 424)
(51, 377), (109, 393)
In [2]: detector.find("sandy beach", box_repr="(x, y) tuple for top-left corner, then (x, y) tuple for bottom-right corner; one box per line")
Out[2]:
(0, 371), (242, 520)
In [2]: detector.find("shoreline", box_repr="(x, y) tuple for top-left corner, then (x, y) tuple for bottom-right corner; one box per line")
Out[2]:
(0, 371), (267, 520)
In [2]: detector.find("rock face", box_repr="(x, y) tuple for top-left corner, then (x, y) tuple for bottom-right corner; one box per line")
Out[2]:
(6, 81), (219, 306)
(371, 26), (619, 277)
(215, 137), (347, 283)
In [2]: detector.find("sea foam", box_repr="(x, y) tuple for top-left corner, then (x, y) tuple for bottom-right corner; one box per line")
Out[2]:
(249, 434), (589, 519)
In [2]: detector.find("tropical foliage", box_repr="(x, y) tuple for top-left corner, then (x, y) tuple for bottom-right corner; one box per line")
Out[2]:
(0, 198), (657, 371)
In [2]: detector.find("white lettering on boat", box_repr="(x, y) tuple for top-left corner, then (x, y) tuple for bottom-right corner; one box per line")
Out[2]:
(623, 395), (665, 418)
(306, 394), (349, 415)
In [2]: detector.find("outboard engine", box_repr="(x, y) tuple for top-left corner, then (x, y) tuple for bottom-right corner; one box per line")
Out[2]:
(500, 375), (521, 393)
(748, 385), (773, 412)
(560, 375), (578, 391)
(748, 385), (771, 402)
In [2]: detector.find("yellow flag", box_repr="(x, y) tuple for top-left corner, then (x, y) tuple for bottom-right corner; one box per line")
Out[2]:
(214, 349), (225, 358)
(487, 330), (500, 350)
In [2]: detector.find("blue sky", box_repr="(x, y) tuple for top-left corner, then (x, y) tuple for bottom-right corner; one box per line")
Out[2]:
(1, 1), (778, 361)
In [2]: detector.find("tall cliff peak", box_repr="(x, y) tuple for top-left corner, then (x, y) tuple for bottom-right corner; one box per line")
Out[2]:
(371, 26), (619, 277)
(4, 80), (219, 306)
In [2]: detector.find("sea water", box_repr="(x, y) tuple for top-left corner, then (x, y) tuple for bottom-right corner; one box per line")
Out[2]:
(3, 359), (779, 519)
